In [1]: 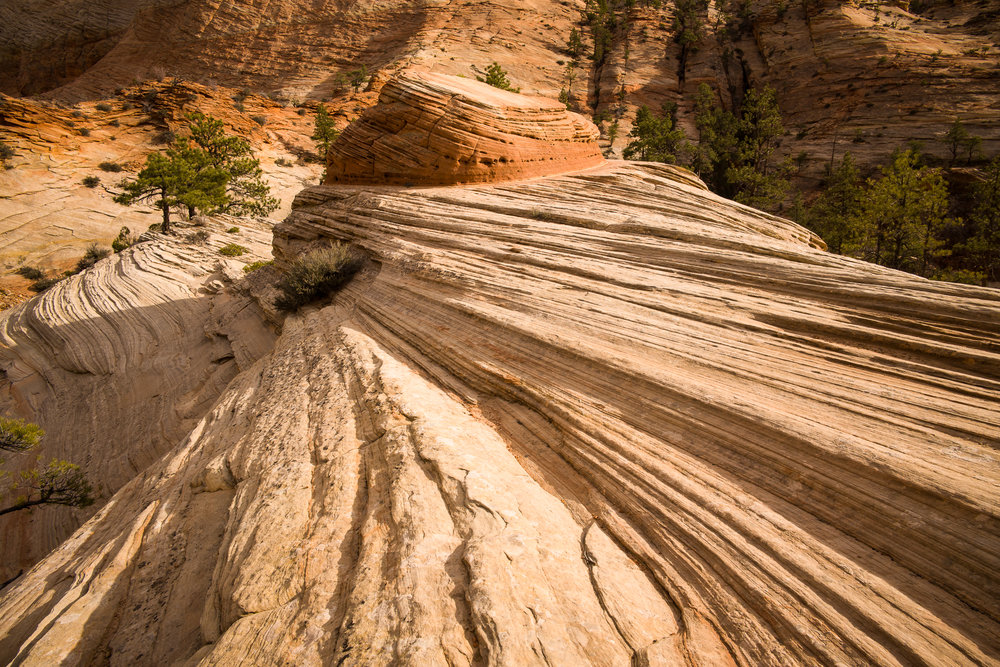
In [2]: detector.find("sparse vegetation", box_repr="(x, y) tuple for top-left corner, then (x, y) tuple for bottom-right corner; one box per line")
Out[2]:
(274, 244), (364, 311)
(242, 259), (274, 273)
(29, 276), (62, 292)
(312, 104), (339, 167)
(251, 115), (266, 126)
(115, 112), (277, 233)
(74, 244), (111, 273)
(0, 141), (14, 168)
(99, 161), (123, 172)
(96, 103), (113, 112)
(226, 226), (240, 233)
(15, 266), (44, 280)
(478, 62), (519, 92)
(82, 175), (101, 188)
(112, 226), (137, 252)
(186, 230), (211, 244)
(1, 416), (94, 517)
(348, 65), (368, 93)
(218, 243), (249, 257)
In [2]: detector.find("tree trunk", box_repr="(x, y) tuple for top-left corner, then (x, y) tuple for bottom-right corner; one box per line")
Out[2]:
(160, 186), (171, 234)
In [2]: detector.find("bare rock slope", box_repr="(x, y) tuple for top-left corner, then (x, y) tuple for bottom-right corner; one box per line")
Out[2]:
(1, 73), (999, 666)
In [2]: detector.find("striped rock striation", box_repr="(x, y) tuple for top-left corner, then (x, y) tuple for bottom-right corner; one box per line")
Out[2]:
(0, 158), (997, 665)
(0, 75), (999, 665)
(0, 217), (277, 583)
(324, 72), (603, 186)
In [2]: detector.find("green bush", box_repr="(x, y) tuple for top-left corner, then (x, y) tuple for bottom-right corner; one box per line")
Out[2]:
(29, 276), (62, 292)
(219, 243), (249, 257)
(186, 230), (210, 244)
(82, 175), (100, 188)
(226, 226), (240, 233)
(275, 244), (363, 311)
(16, 266), (44, 280)
(242, 259), (274, 273)
(99, 161), (123, 172)
(75, 243), (111, 272)
(112, 226), (137, 252)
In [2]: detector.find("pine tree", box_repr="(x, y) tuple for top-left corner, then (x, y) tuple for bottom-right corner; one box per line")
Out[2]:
(622, 104), (687, 163)
(803, 152), (864, 254)
(856, 149), (950, 275)
(962, 156), (1000, 282)
(478, 63), (519, 92)
(312, 104), (339, 170)
(185, 112), (278, 217)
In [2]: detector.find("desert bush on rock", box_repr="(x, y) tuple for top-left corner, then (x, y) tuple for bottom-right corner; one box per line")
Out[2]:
(112, 226), (138, 252)
(275, 244), (364, 311)
(219, 243), (249, 257)
(16, 266), (44, 280)
(99, 161), (123, 172)
(82, 176), (100, 188)
(74, 243), (111, 273)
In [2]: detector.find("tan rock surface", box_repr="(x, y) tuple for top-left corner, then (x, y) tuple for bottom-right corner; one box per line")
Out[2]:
(0, 216), (278, 582)
(0, 156), (996, 664)
(326, 72), (603, 186)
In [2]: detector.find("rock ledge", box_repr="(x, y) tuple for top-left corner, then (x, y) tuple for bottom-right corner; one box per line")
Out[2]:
(325, 71), (603, 186)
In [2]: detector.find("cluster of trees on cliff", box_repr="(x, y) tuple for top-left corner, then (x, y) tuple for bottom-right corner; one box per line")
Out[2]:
(624, 89), (999, 285)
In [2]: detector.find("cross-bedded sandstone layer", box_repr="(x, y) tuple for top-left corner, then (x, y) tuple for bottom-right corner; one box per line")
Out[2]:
(0, 159), (996, 665)
(325, 72), (603, 186)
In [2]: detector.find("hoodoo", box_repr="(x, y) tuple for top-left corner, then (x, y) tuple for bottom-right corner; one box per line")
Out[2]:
(0, 69), (998, 667)
(324, 71), (604, 186)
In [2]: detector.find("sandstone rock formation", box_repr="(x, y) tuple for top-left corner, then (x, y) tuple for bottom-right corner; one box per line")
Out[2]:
(1, 147), (998, 663)
(326, 72), (602, 186)
(0, 216), (278, 582)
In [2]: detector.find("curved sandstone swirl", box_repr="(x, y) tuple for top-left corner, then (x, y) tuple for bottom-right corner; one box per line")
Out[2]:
(0, 159), (997, 664)
(325, 71), (603, 186)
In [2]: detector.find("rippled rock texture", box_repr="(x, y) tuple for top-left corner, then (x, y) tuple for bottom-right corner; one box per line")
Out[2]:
(0, 217), (277, 583)
(325, 72), (602, 186)
(1, 158), (997, 665)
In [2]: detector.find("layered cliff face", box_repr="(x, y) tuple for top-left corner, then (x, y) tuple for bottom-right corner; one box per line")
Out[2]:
(326, 72), (603, 185)
(1, 73), (998, 665)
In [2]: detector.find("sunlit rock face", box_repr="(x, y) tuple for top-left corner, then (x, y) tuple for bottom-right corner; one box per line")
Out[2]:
(324, 72), (604, 186)
(0, 64), (999, 667)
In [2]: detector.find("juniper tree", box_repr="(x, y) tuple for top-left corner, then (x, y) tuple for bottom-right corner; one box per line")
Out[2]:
(623, 104), (687, 163)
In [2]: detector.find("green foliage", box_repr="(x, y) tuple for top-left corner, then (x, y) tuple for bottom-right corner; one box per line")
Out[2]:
(226, 226), (240, 233)
(115, 112), (277, 231)
(16, 266), (44, 280)
(959, 156), (1000, 282)
(275, 244), (364, 311)
(218, 243), (249, 257)
(1, 458), (95, 517)
(83, 175), (100, 188)
(0, 417), (44, 453)
(478, 63), (520, 93)
(29, 277), (62, 292)
(348, 65), (368, 93)
(242, 259), (274, 273)
(112, 226), (138, 253)
(567, 28), (583, 59)
(690, 83), (790, 210)
(75, 243), (111, 273)
(854, 149), (951, 275)
(312, 104), (340, 165)
(623, 104), (687, 163)
(800, 153), (864, 254)
(942, 119), (982, 166)
(99, 161), (123, 172)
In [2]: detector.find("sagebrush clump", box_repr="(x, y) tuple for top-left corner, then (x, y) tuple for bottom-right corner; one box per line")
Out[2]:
(275, 244), (363, 311)
(219, 243), (249, 257)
